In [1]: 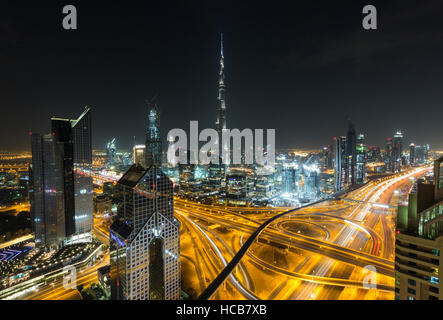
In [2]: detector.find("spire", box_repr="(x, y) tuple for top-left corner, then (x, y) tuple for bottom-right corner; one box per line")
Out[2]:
(216, 33), (227, 135)
(221, 33), (224, 57)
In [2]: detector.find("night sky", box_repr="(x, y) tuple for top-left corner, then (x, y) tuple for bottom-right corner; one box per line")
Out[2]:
(1, 0), (443, 151)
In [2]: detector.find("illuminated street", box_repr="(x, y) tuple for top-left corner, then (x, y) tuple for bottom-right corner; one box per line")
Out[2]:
(174, 167), (430, 300)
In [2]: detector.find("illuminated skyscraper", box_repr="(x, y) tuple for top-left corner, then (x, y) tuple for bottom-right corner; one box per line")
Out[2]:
(356, 133), (366, 184)
(282, 163), (297, 195)
(133, 144), (146, 167)
(333, 136), (347, 192)
(395, 157), (443, 300)
(70, 108), (94, 239)
(392, 130), (404, 172)
(410, 143), (416, 165)
(30, 107), (93, 248)
(385, 138), (393, 172)
(215, 33), (227, 141)
(207, 156), (226, 192)
(346, 120), (357, 185)
(145, 101), (162, 168)
(110, 164), (180, 300)
(30, 133), (61, 248)
(106, 138), (117, 166)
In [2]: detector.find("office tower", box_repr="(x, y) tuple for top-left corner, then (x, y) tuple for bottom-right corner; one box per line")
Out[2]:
(110, 164), (180, 300)
(410, 143), (416, 165)
(30, 108), (93, 248)
(30, 133), (64, 248)
(207, 156), (226, 192)
(395, 157), (443, 300)
(282, 164), (297, 195)
(71, 108), (94, 238)
(133, 144), (146, 167)
(424, 144), (430, 163)
(255, 166), (275, 199)
(333, 136), (347, 192)
(385, 138), (393, 172)
(145, 101), (162, 168)
(106, 138), (117, 166)
(392, 130), (404, 172)
(346, 120), (357, 185)
(226, 173), (252, 206)
(356, 133), (366, 184)
(324, 145), (333, 169)
(215, 34), (227, 144)
(303, 163), (319, 198)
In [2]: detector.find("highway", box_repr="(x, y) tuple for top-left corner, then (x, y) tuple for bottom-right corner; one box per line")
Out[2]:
(176, 166), (430, 300)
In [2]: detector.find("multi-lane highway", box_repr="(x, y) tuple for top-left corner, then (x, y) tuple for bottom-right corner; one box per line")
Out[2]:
(176, 166), (430, 300)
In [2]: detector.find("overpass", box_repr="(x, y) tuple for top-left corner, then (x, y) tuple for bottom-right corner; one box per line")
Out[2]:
(198, 199), (328, 300)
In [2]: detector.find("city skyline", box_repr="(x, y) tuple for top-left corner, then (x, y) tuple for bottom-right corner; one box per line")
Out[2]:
(1, 1), (443, 151)
(1, 0), (443, 303)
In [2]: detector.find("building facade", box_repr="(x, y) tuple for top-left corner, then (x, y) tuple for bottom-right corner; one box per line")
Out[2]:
(346, 120), (357, 185)
(110, 165), (180, 300)
(395, 157), (443, 300)
(30, 108), (93, 248)
(356, 133), (366, 184)
(145, 101), (162, 168)
(333, 136), (347, 192)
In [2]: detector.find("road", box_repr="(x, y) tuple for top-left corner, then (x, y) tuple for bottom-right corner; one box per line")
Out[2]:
(177, 166), (430, 300)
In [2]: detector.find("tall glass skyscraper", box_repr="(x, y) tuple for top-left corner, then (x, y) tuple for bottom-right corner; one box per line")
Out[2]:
(110, 164), (180, 300)
(71, 109), (94, 239)
(215, 33), (227, 139)
(145, 101), (162, 168)
(393, 130), (404, 173)
(30, 107), (93, 248)
(106, 138), (117, 167)
(334, 136), (347, 192)
(356, 133), (366, 184)
(346, 120), (357, 185)
(30, 133), (65, 248)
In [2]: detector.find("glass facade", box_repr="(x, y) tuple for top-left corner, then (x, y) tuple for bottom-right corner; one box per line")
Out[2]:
(145, 103), (162, 168)
(439, 162), (443, 190)
(418, 203), (443, 239)
(72, 108), (94, 236)
(110, 165), (180, 300)
(149, 237), (165, 300)
(30, 108), (93, 248)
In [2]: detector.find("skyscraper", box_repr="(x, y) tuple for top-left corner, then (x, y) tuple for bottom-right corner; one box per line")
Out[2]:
(110, 164), (180, 300)
(133, 144), (146, 167)
(356, 133), (366, 184)
(215, 33), (227, 140)
(346, 120), (357, 185)
(207, 155), (226, 192)
(409, 143), (416, 165)
(385, 138), (393, 172)
(71, 108), (94, 238)
(30, 133), (63, 248)
(393, 130), (404, 173)
(145, 101), (162, 168)
(282, 163), (297, 195)
(30, 107), (93, 248)
(395, 157), (443, 300)
(333, 136), (347, 192)
(106, 138), (117, 167)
